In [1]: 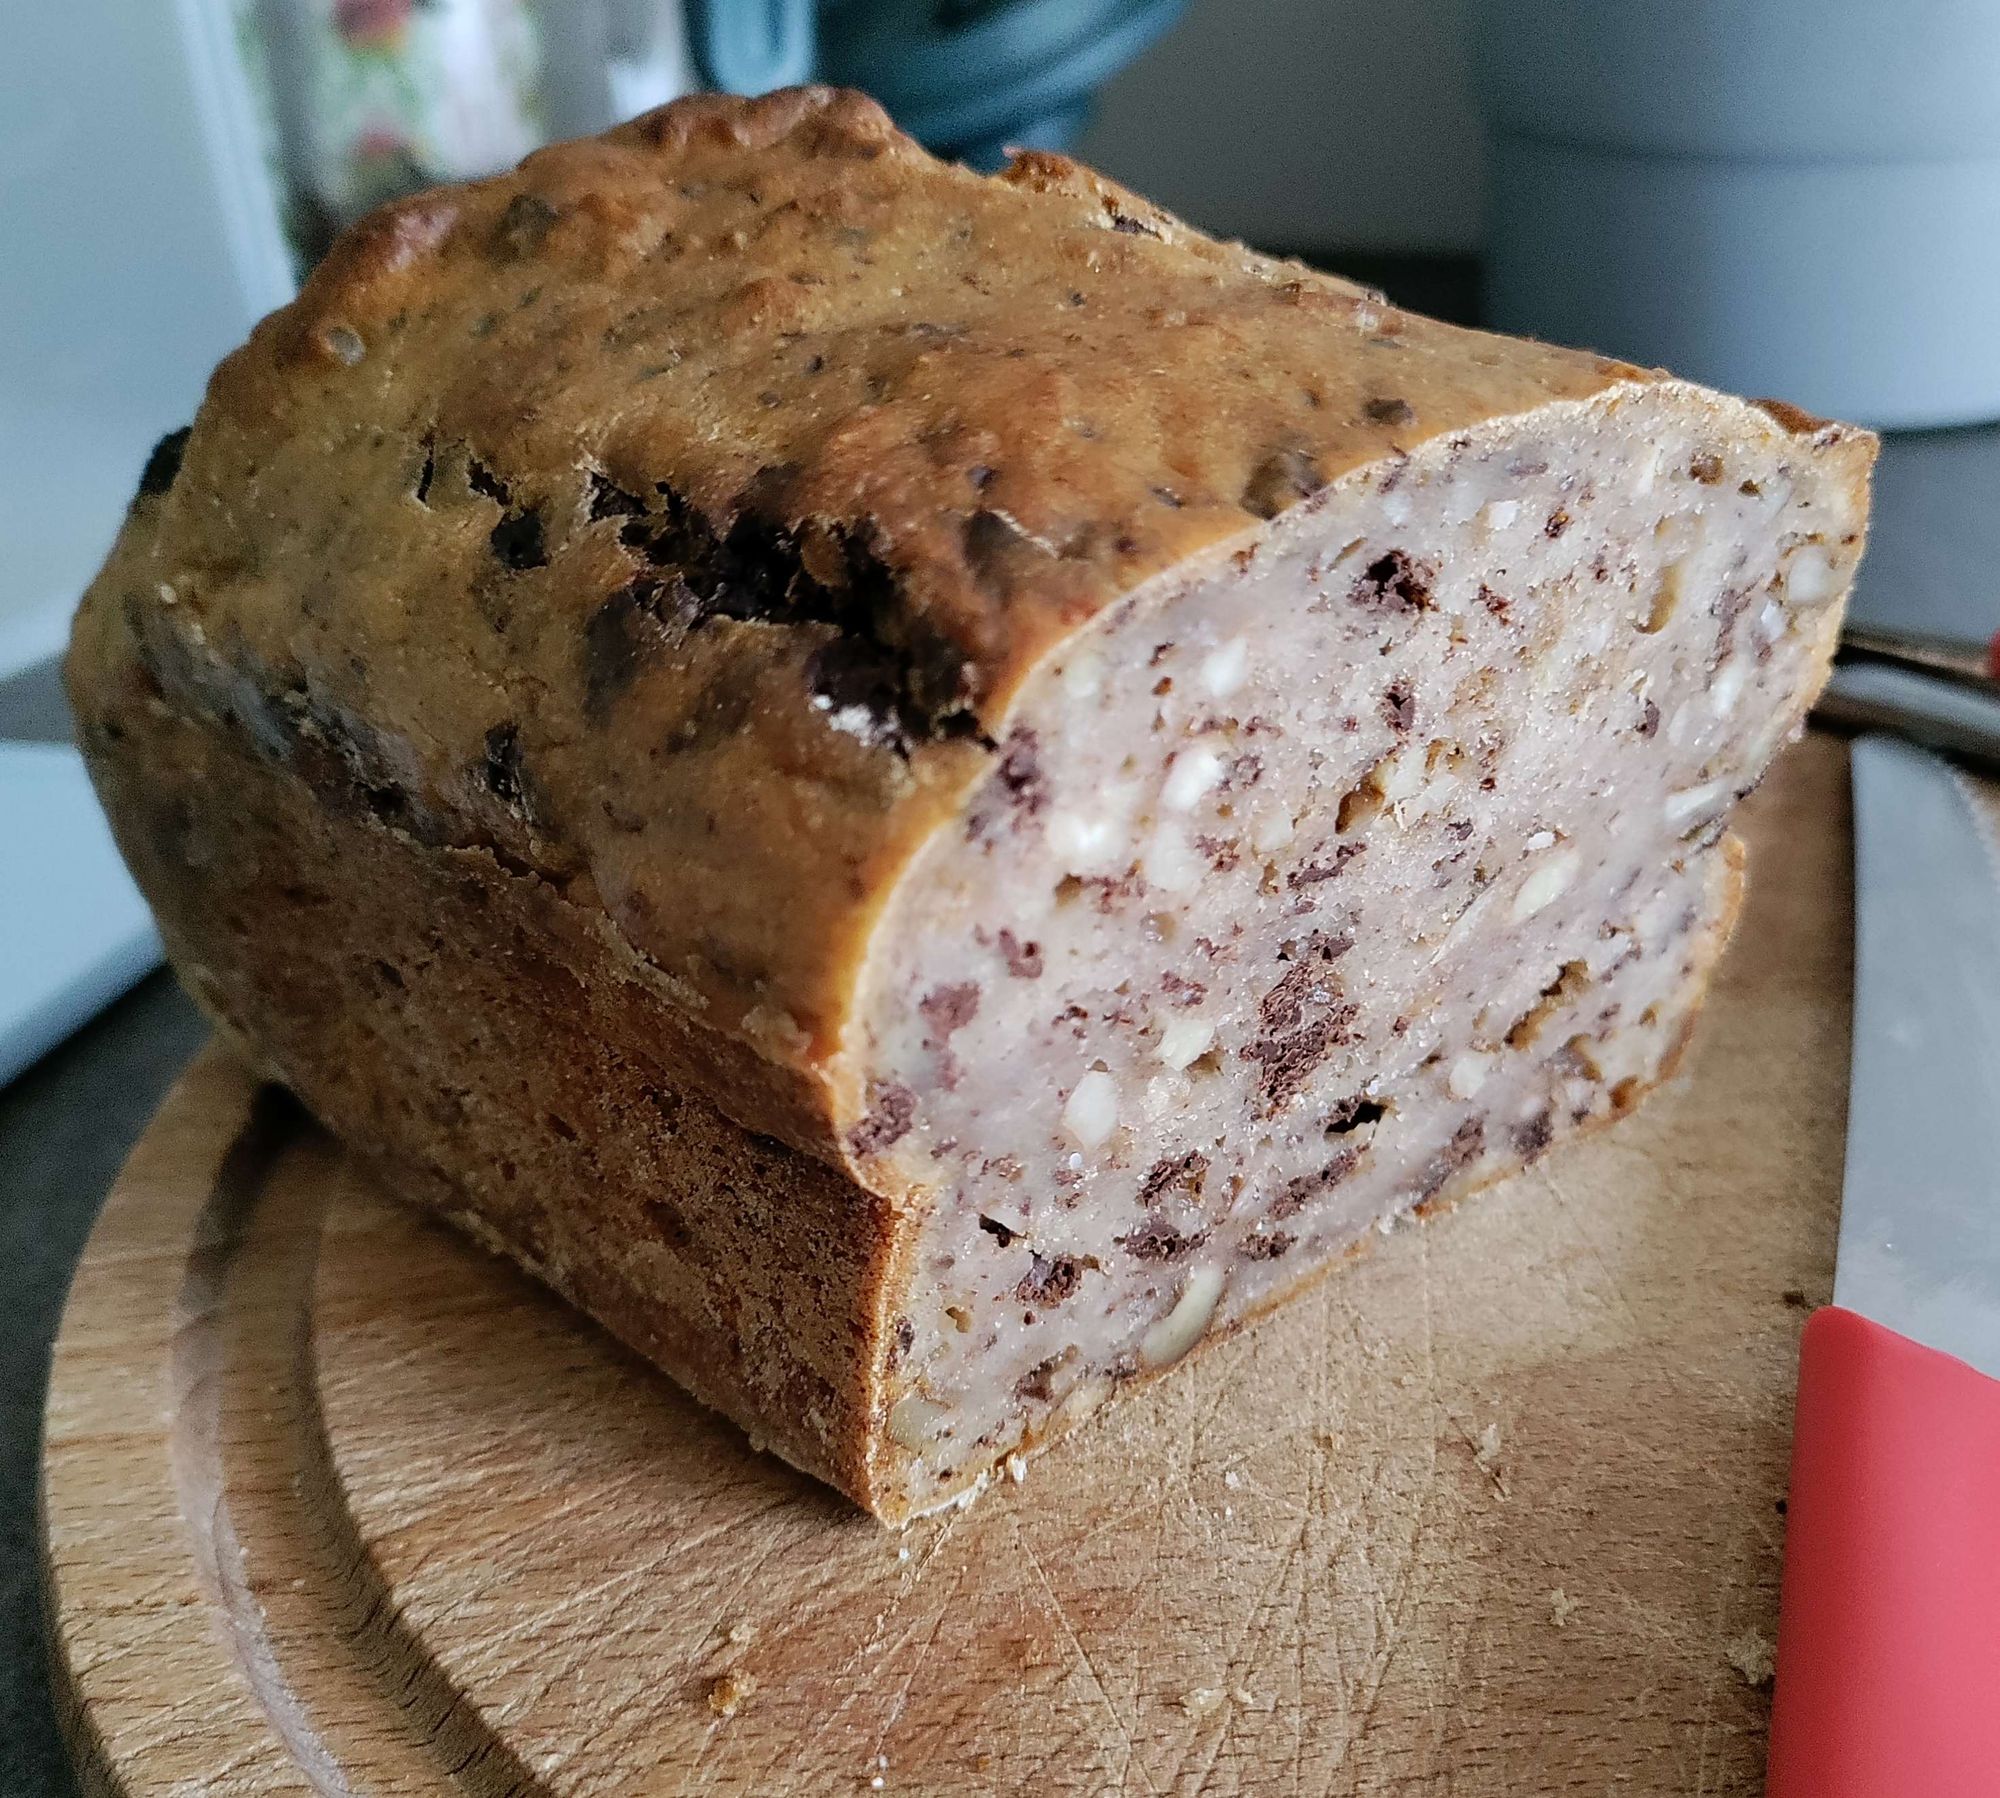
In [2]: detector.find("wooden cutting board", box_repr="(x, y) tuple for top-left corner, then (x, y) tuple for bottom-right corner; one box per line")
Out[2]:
(42, 735), (1864, 1798)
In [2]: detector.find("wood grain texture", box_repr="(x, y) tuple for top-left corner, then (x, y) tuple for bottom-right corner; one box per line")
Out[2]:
(44, 735), (1867, 1797)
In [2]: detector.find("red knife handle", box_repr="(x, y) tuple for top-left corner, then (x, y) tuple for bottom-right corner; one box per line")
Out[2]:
(1768, 1306), (2000, 1798)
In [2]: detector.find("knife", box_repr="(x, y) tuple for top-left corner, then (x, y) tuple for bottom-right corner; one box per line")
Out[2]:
(1817, 660), (2000, 776)
(1839, 623), (2000, 694)
(1766, 734), (2000, 1798)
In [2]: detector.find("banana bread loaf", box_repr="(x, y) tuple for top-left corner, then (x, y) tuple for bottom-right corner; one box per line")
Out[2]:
(67, 86), (1874, 1521)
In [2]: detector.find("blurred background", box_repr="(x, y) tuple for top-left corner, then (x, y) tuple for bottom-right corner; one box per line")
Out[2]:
(3, 1), (1999, 1783)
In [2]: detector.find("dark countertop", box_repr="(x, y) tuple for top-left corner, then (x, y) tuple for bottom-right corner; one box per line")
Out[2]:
(2, 289), (1992, 1787)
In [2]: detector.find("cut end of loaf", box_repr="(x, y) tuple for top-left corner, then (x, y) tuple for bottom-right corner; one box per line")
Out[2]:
(848, 380), (1869, 1521)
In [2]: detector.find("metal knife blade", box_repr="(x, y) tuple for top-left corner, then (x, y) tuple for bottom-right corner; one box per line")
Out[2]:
(1819, 661), (2000, 773)
(1838, 735), (2000, 1378)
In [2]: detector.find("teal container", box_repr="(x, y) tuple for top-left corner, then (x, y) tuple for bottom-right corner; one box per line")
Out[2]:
(687, 0), (1186, 166)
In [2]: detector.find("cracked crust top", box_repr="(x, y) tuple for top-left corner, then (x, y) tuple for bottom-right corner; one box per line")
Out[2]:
(69, 86), (1810, 1162)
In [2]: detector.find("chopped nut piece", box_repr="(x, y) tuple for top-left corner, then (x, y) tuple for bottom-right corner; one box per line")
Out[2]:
(1448, 1052), (1496, 1100)
(1665, 781), (1729, 827)
(1199, 638), (1249, 699)
(887, 1391), (947, 1452)
(1511, 847), (1579, 922)
(1157, 1015), (1216, 1070)
(1143, 820), (1205, 894)
(1784, 542), (1837, 606)
(1163, 746), (1225, 811)
(1062, 1070), (1120, 1149)
(1709, 656), (1749, 717)
(1141, 1265), (1226, 1368)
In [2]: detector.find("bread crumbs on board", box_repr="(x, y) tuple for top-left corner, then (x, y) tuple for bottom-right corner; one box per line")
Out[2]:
(708, 1670), (757, 1718)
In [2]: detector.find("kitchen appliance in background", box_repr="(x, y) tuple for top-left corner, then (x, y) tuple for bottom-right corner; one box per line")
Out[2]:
(0, 745), (162, 1089)
(1, 0), (290, 686)
(248, 0), (1193, 267)
(1474, 0), (2000, 430)
(261, 0), (1190, 262)
(1, 0), (297, 1078)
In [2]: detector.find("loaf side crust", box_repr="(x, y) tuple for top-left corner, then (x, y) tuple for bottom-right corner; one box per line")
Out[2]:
(83, 677), (899, 1500)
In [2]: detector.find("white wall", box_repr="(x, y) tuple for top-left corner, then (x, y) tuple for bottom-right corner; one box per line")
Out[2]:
(1079, 0), (1484, 253)
(0, 0), (292, 678)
